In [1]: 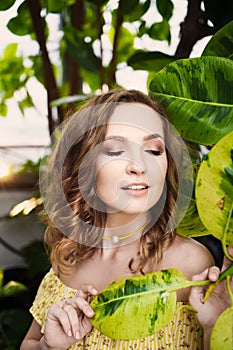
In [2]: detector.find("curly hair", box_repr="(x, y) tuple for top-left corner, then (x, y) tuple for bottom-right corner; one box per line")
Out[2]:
(42, 89), (181, 275)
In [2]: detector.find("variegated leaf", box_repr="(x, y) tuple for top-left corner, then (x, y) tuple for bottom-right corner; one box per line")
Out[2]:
(149, 57), (233, 146)
(210, 307), (233, 350)
(90, 268), (198, 340)
(196, 131), (233, 245)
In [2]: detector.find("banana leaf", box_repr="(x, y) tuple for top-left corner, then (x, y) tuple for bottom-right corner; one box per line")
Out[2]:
(210, 307), (233, 350)
(202, 20), (233, 59)
(196, 131), (233, 246)
(149, 57), (233, 146)
(90, 268), (209, 340)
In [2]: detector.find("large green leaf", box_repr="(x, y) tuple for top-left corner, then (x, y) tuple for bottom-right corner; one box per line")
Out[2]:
(128, 51), (177, 72)
(196, 131), (233, 246)
(149, 57), (233, 145)
(90, 268), (207, 340)
(210, 307), (233, 350)
(202, 20), (233, 59)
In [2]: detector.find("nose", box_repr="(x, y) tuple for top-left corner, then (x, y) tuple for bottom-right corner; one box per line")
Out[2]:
(126, 150), (146, 175)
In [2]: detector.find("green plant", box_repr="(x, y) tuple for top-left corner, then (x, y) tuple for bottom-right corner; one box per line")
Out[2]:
(90, 21), (233, 349)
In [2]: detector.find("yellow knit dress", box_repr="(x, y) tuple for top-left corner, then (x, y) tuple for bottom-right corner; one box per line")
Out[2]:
(30, 268), (203, 350)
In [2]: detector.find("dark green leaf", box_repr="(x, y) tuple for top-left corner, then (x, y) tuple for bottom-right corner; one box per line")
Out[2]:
(128, 51), (177, 71)
(0, 309), (31, 348)
(47, 0), (76, 13)
(63, 27), (100, 73)
(156, 0), (174, 21)
(22, 241), (49, 278)
(121, 0), (139, 15)
(29, 55), (44, 85)
(148, 21), (171, 43)
(124, 0), (151, 23)
(202, 20), (233, 59)
(149, 57), (233, 145)
(0, 281), (27, 297)
(196, 131), (233, 245)
(0, 0), (16, 11)
(7, 1), (33, 36)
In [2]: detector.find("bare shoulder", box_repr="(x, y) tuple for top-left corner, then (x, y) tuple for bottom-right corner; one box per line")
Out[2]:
(171, 235), (215, 279)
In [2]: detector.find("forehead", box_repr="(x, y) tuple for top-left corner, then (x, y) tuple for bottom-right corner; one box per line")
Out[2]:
(106, 103), (164, 138)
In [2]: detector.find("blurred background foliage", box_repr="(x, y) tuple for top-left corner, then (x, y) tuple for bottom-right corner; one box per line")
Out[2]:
(0, 0), (233, 348)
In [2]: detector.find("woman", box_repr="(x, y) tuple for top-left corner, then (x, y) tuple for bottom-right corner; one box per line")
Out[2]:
(20, 90), (227, 349)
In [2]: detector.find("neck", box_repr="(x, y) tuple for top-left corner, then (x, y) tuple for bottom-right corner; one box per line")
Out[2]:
(103, 213), (150, 246)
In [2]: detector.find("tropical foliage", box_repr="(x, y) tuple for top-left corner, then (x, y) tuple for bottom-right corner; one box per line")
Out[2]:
(90, 268), (211, 340)
(0, 1), (233, 349)
(1, 0), (233, 133)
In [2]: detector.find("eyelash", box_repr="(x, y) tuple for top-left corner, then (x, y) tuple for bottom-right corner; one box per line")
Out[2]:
(145, 150), (163, 156)
(105, 151), (124, 156)
(105, 150), (163, 157)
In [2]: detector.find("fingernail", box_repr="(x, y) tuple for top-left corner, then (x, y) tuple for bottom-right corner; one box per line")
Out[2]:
(87, 309), (94, 317)
(68, 330), (72, 337)
(76, 331), (81, 339)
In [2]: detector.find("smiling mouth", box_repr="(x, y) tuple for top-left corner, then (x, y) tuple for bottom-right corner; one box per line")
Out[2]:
(121, 185), (149, 191)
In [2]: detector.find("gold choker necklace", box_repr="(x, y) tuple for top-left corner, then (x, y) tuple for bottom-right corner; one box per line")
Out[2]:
(103, 221), (149, 243)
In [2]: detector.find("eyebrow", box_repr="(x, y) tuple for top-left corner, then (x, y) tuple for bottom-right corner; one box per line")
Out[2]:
(105, 134), (164, 142)
(143, 133), (164, 141)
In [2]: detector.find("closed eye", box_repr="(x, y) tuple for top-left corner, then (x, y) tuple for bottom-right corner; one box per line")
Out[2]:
(105, 151), (124, 156)
(145, 150), (163, 156)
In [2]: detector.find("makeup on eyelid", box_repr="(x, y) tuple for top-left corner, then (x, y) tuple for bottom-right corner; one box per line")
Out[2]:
(101, 136), (165, 157)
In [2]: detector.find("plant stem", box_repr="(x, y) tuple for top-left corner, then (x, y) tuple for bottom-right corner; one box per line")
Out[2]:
(226, 275), (233, 306)
(203, 264), (233, 303)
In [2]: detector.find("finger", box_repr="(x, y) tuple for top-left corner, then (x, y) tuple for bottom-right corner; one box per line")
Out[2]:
(78, 284), (98, 299)
(207, 266), (220, 282)
(189, 268), (210, 305)
(222, 246), (233, 271)
(66, 296), (94, 318)
(62, 303), (80, 339)
(48, 304), (73, 337)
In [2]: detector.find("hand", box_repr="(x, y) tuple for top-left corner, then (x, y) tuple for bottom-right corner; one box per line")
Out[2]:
(189, 247), (233, 331)
(43, 284), (98, 349)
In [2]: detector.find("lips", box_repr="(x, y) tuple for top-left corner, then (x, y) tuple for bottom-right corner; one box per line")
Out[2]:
(122, 184), (149, 190)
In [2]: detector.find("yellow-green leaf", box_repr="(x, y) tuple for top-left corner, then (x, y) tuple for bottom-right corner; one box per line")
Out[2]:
(90, 268), (200, 340)
(210, 307), (233, 350)
(196, 131), (233, 245)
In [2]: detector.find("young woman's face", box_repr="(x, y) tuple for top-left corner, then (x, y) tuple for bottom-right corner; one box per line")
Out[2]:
(95, 103), (168, 216)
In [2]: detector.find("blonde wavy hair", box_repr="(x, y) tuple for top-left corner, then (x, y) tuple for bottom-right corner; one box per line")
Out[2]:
(43, 89), (181, 274)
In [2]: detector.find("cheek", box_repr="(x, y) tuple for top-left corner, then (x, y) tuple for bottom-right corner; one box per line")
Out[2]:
(95, 161), (121, 196)
(148, 155), (168, 182)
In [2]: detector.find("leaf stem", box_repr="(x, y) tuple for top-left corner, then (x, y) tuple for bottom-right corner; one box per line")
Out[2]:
(226, 275), (233, 306)
(222, 201), (233, 261)
(203, 264), (233, 303)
